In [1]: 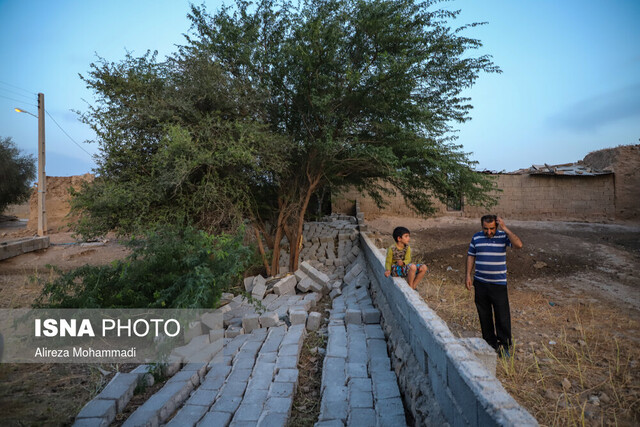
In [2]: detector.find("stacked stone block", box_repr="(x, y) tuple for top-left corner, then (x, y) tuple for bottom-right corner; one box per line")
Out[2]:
(75, 211), (532, 426)
(74, 282), (320, 427)
(316, 255), (406, 426)
(170, 268), (328, 347)
(75, 370), (151, 426)
(297, 214), (359, 275)
(0, 236), (50, 261)
(87, 323), (307, 427)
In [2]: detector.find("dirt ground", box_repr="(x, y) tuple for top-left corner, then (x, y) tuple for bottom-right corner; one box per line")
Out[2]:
(367, 215), (640, 426)
(368, 215), (640, 313)
(1, 213), (639, 425)
(0, 218), (130, 426)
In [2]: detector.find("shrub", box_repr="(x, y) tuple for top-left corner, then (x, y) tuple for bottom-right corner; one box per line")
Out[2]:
(0, 136), (36, 213)
(35, 225), (254, 308)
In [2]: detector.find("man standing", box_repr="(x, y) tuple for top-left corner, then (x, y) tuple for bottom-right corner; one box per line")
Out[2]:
(466, 215), (523, 357)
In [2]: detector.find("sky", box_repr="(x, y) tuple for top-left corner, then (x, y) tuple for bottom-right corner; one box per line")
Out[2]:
(0, 0), (638, 177)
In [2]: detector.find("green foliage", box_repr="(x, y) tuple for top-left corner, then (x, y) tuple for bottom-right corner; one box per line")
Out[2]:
(73, 50), (291, 238)
(74, 0), (501, 272)
(0, 136), (36, 213)
(34, 226), (254, 309)
(189, 0), (501, 214)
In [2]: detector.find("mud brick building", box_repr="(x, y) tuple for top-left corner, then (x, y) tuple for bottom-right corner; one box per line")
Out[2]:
(333, 144), (640, 223)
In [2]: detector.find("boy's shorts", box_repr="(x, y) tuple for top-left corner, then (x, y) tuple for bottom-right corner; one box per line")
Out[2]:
(390, 263), (425, 278)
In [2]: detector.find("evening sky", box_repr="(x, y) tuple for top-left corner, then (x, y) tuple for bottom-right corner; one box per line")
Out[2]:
(0, 0), (638, 176)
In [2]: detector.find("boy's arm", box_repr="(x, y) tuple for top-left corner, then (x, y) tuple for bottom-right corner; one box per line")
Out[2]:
(384, 247), (393, 271)
(404, 246), (411, 265)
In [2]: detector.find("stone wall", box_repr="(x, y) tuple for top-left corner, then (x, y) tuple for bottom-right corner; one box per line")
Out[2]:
(332, 185), (449, 219)
(359, 230), (538, 426)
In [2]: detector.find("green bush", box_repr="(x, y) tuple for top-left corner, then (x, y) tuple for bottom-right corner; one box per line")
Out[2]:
(0, 136), (36, 213)
(35, 225), (254, 309)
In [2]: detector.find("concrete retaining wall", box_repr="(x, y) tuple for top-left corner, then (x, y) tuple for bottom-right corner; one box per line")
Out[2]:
(359, 231), (538, 426)
(0, 236), (50, 261)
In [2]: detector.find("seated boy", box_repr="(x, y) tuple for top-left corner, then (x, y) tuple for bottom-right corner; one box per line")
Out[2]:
(384, 226), (428, 290)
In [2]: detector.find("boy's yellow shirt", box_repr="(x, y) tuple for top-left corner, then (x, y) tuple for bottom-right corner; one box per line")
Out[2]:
(385, 243), (411, 271)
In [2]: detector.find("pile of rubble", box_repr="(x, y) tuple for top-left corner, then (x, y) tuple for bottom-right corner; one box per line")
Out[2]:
(73, 214), (408, 427)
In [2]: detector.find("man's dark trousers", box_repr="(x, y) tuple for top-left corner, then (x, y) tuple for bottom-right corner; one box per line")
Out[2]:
(473, 279), (512, 352)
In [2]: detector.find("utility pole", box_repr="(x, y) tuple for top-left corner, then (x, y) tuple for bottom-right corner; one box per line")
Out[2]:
(37, 93), (46, 236)
(14, 94), (47, 236)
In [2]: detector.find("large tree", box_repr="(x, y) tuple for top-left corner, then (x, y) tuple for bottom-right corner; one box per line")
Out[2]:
(0, 136), (36, 213)
(186, 0), (500, 272)
(75, 0), (499, 273)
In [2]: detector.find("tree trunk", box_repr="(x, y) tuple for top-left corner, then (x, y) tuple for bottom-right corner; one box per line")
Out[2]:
(253, 226), (271, 276)
(289, 174), (321, 272)
(270, 197), (289, 275)
(316, 188), (324, 219)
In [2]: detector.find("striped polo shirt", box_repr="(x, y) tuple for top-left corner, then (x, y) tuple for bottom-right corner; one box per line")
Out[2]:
(467, 230), (512, 285)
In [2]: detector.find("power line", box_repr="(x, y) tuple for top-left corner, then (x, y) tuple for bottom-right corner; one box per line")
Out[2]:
(0, 87), (36, 103)
(45, 110), (94, 158)
(0, 93), (37, 107)
(0, 80), (36, 96)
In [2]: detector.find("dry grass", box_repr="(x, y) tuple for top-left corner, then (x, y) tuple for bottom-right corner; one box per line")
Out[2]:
(0, 363), (117, 425)
(0, 266), (54, 309)
(419, 273), (640, 426)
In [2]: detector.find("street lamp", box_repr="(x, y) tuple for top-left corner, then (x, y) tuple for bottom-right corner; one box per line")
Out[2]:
(14, 108), (36, 118)
(14, 93), (46, 236)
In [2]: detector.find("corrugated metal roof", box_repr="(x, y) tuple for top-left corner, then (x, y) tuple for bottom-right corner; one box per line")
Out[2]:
(510, 162), (613, 176)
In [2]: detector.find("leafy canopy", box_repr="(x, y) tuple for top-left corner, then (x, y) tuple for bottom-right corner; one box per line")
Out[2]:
(73, 0), (500, 272)
(186, 0), (500, 213)
(0, 136), (36, 213)
(73, 48), (292, 238)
